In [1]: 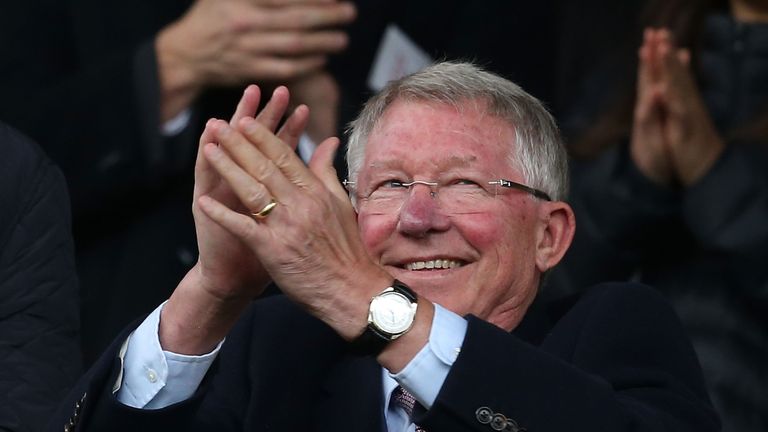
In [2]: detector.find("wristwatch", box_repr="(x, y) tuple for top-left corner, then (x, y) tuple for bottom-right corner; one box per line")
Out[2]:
(350, 280), (418, 356)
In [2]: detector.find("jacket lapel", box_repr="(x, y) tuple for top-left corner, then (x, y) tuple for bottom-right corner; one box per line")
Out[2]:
(314, 355), (385, 432)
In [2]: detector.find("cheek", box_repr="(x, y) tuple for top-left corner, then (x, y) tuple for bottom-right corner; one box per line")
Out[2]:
(358, 213), (396, 256)
(456, 214), (512, 252)
(458, 211), (538, 270)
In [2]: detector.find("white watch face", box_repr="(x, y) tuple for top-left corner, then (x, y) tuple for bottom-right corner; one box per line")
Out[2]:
(370, 291), (416, 335)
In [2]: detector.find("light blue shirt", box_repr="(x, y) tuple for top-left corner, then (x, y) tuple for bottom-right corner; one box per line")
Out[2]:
(116, 301), (467, 430)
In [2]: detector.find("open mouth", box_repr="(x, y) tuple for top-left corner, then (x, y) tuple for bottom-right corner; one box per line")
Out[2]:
(403, 259), (464, 271)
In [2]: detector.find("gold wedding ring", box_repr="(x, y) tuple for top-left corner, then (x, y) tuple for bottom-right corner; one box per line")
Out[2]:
(252, 198), (278, 220)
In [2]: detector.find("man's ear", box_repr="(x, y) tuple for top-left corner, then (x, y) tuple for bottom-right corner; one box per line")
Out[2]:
(534, 201), (575, 273)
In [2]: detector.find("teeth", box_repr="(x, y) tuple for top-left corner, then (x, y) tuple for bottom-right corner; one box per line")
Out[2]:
(405, 259), (463, 271)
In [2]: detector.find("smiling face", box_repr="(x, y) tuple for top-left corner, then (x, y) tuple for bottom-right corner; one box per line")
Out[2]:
(356, 100), (548, 331)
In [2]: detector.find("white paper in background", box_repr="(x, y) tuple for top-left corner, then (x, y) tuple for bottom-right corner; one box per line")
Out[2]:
(367, 24), (433, 92)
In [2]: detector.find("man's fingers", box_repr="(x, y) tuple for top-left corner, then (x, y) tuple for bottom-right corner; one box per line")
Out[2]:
(195, 119), (222, 193)
(211, 120), (296, 199)
(255, 0), (337, 6)
(230, 85), (262, 127)
(251, 3), (356, 31)
(254, 86), (290, 132)
(277, 104), (310, 150)
(238, 117), (316, 189)
(657, 41), (695, 117)
(248, 56), (327, 81)
(635, 42), (658, 125)
(240, 30), (348, 56)
(637, 41), (653, 90)
(202, 142), (278, 216)
(656, 28), (675, 47)
(197, 195), (264, 245)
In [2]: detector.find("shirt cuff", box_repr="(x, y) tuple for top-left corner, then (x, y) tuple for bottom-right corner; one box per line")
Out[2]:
(391, 303), (467, 409)
(162, 109), (192, 136)
(117, 301), (223, 409)
(297, 133), (317, 163)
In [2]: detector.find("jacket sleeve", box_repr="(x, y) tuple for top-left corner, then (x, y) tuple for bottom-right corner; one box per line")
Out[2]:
(418, 283), (719, 432)
(0, 0), (195, 215)
(45, 304), (264, 432)
(0, 124), (82, 432)
(682, 145), (768, 298)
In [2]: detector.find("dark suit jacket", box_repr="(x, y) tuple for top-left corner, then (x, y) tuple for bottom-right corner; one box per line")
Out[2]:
(0, 0), (224, 365)
(49, 282), (718, 431)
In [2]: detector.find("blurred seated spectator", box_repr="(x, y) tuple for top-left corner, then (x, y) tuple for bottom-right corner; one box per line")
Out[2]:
(551, 0), (768, 430)
(0, 122), (81, 432)
(0, 0), (355, 364)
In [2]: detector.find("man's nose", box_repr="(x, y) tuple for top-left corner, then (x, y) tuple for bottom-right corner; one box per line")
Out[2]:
(396, 185), (451, 237)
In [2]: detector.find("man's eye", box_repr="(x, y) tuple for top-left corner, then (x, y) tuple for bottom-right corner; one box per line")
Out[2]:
(380, 180), (408, 189)
(445, 179), (487, 195)
(451, 179), (481, 187)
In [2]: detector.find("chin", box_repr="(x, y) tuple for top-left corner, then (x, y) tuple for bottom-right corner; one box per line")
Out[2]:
(410, 281), (466, 313)
(396, 273), (458, 293)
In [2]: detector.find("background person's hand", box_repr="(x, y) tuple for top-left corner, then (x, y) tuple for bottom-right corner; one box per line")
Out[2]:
(287, 70), (340, 145)
(630, 28), (676, 186)
(650, 29), (725, 186)
(155, 0), (355, 120)
(630, 28), (726, 187)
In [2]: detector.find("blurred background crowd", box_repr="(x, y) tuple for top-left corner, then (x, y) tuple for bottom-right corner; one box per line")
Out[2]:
(0, 0), (765, 430)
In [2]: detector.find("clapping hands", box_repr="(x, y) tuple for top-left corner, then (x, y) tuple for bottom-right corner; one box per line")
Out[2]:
(160, 85), (314, 354)
(631, 28), (725, 187)
(161, 84), (387, 354)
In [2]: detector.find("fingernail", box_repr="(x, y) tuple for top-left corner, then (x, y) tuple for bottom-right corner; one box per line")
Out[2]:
(274, 85), (288, 96)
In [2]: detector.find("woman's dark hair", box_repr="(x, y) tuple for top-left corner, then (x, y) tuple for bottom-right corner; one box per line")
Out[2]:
(569, 0), (768, 158)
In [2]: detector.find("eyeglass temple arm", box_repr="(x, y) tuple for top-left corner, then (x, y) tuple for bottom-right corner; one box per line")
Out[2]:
(493, 179), (552, 201)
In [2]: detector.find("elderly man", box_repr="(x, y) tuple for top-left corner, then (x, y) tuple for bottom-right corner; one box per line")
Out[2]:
(52, 62), (718, 431)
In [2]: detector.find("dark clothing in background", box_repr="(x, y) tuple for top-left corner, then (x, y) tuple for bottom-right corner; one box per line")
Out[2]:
(551, 14), (768, 431)
(0, 123), (82, 432)
(0, 0), (195, 213)
(0, 0), (567, 366)
(331, 0), (560, 179)
(49, 283), (718, 432)
(0, 0), (213, 365)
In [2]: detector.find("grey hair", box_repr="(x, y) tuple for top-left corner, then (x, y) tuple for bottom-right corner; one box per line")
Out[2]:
(345, 61), (569, 202)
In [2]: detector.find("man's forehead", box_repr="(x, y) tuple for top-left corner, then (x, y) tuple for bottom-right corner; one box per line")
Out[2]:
(373, 98), (503, 129)
(363, 101), (514, 167)
(367, 154), (479, 171)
